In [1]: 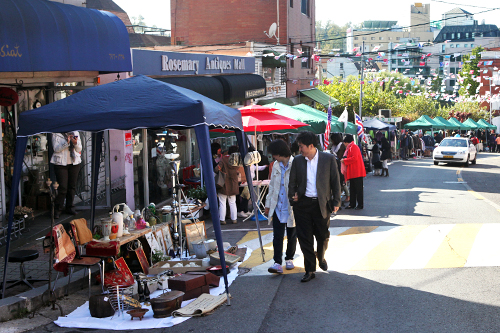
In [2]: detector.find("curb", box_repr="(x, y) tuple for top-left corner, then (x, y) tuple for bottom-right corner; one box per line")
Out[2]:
(0, 267), (100, 322)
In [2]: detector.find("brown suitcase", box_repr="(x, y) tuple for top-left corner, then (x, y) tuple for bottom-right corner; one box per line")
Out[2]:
(168, 274), (206, 292)
(182, 285), (210, 301)
(186, 271), (220, 287)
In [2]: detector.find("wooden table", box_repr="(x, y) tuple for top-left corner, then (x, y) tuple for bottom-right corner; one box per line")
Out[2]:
(112, 222), (169, 246)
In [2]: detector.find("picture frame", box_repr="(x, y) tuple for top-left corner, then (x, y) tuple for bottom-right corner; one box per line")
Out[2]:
(135, 247), (149, 275)
(162, 225), (173, 253)
(184, 221), (206, 255)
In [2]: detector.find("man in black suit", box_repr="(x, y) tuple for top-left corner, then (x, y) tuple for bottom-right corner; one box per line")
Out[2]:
(289, 131), (341, 282)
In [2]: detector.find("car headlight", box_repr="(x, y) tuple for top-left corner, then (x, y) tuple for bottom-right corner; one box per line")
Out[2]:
(434, 150), (440, 155)
(457, 149), (466, 154)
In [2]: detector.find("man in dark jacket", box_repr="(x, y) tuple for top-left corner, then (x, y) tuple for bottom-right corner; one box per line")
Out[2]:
(288, 131), (341, 283)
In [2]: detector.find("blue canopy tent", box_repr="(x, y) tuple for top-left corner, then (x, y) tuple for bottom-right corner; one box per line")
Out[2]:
(362, 118), (397, 131)
(1, 75), (266, 301)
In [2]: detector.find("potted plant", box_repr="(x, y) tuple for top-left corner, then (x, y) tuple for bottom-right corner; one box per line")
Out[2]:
(186, 186), (207, 202)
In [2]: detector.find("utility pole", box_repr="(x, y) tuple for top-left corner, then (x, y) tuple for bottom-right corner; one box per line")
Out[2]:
(359, 41), (364, 119)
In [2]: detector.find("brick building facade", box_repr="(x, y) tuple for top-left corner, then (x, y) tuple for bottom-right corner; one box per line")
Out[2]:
(478, 48), (500, 117)
(170, 0), (316, 100)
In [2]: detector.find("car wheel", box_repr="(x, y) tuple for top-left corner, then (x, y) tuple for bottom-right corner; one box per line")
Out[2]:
(434, 161), (438, 165)
(464, 155), (469, 167)
(471, 154), (477, 165)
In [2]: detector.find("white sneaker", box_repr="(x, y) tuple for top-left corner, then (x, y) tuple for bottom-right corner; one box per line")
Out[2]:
(237, 212), (248, 218)
(244, 211), (253, 217)
(285, 260), (295, 270)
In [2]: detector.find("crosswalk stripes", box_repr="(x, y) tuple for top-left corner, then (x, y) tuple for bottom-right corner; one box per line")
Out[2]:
(237, 224), (500, 274)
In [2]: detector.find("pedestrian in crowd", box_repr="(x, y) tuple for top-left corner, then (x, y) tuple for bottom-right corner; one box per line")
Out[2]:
(288, 131), (341, 283)
(342, 134), (366, 210)
(216, 145), (240, 225)
(211, 142), (222, 169)
(488, 131), (496, 153)
(400, 131), (409, 160)
(371, 141), (382, 176)
(265, 139), (297, 274)
(433, 132), (442, 144)
(330, 133), (349, 204)
(51, 131), (82, 219)
(496, 134), (500, 153)
(236, 164), (251, 218)
(380, 136), (391, 177)
(471, 135), (479, 151)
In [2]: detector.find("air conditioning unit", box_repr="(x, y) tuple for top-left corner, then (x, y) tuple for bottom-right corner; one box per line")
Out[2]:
(379, 109), (391, 118)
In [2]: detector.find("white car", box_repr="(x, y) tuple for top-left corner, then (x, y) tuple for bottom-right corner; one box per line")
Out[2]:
(433, 137), (477, 167)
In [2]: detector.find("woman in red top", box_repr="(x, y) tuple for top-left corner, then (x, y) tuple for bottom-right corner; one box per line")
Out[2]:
(341, 134), (366, 210)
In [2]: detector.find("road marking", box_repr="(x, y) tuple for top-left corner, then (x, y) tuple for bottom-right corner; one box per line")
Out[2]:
(468, 190), (485, 200)
(425, 224), (482, 268)
(389, 224), (455, 270)
(350, 225), (428, 271)
(465, 224), (500, 267)
(239, 224), (500, 273)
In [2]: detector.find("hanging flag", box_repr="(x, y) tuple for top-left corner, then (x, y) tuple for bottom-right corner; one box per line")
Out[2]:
(470, 55), (476, 59)
(338, 107), (349, 131)
(302, 57), (308, 62)
(313, 55), (320, 62)
(372, 46), (381, 52)
(355, 113), (364, 142)
(323, 101), (332, 150)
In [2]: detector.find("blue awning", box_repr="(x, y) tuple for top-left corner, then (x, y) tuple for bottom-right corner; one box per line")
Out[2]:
(0, 0), (132, 73)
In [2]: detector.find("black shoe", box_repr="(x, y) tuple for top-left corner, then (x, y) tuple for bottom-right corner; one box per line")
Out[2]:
(66, 208), (77, 215)
(354, 207), (363, 210)
(319, 259), (328, 271)
(345, 206), (355, 209)
(54, 210), (61, 219)
(301, 272), (316, 282)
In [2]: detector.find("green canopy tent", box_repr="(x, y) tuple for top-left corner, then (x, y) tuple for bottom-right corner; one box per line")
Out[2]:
(448, 117), (471, 130)
(433, 116), (456, 130)
(404, 115), (440, 131)
(292, 104), (358, 135)
(462, 118), (481, 130)
(477, 119), (497, 130)
(264, 102), (328, 134)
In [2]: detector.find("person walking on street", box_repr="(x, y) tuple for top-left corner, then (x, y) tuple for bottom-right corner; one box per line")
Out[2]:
(51, 131), (82, 219)
(288, 131), (341, 283)
(265, 140), (297, 274)
(216, 146), (240, 224)
(330, 133), (349, 204)
(400, 132), (408, 160)
(380, 136), (391, 177)
(342, 134), (366, 210)
(496, 134), (500, 153)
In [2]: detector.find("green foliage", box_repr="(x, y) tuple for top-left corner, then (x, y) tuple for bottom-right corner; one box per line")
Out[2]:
(316, 20), (352, 53)
(458, 46), (485, 97)
(439, 101), (489, 122)
(396, 94), (444, 120)
(187, 186), (208, 201)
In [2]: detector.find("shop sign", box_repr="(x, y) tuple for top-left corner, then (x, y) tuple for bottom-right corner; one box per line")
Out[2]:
(245, 88), (266, 99)
(125, 132), (132, 147)
(0, 87), (19, 106)
(133, 49), (255, 76)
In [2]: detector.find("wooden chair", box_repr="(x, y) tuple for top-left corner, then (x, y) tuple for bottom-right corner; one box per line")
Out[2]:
(69, 219), (120, 294)
(52, 224), (101, 298)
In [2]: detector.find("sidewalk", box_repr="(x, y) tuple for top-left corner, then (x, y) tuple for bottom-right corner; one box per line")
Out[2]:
(0, 208), (109, 321)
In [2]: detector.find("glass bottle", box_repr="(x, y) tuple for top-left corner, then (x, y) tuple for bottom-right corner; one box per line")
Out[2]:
(137, 277), (144, 302)
(143, 280), (150, 302)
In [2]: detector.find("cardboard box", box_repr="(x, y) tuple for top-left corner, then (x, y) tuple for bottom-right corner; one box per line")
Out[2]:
(148, 260), (204, 275)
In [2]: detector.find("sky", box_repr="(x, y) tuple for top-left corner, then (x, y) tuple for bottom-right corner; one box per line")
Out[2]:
(114, 0), (500, 30)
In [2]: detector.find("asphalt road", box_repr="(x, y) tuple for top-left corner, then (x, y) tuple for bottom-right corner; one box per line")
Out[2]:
(22, 154), (500, 333)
